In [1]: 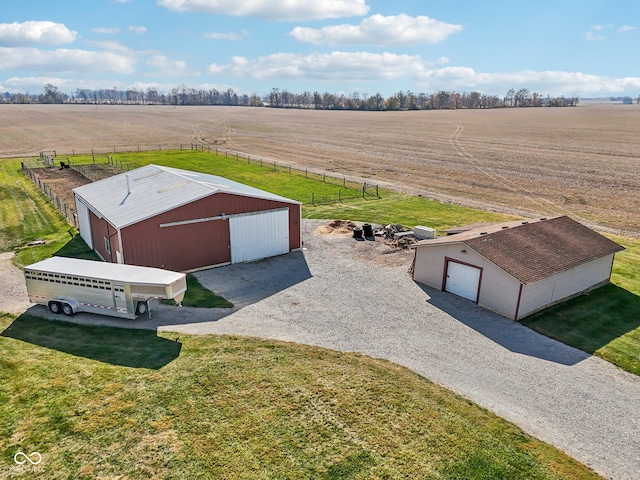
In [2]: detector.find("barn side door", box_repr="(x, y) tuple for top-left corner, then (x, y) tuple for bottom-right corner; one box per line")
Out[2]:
(75, 198), (93, 249)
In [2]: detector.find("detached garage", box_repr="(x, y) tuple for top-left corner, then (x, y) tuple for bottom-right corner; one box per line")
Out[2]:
(73, 164), (301, 272)
(412, 216), (624, 320)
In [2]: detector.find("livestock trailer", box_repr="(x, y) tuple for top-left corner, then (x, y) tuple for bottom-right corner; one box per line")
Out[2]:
(24, 257), (187, 319)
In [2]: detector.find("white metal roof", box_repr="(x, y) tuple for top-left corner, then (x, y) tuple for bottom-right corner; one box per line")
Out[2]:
(25, 256), (185, 285)
(73, 164), (300, 229)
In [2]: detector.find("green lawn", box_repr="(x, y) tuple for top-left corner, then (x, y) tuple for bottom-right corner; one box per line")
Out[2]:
(0, 149), (637, 477)
(522, 236), (640, 375)
(0, 313), (600, 480)
(3, 150), (640, 375)
(0, 159), (71, 256)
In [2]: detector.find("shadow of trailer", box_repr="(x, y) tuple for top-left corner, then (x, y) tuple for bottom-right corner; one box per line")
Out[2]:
(24, 257), (187, 320)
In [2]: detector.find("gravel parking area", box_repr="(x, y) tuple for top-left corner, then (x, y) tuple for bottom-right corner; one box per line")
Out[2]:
(5, 220), (640, 479)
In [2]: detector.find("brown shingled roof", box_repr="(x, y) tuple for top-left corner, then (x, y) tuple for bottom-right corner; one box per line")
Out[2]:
(417, 216), (624, 284)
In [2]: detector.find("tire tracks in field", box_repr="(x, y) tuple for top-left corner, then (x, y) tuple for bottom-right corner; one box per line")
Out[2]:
(449, 124), (588, 222)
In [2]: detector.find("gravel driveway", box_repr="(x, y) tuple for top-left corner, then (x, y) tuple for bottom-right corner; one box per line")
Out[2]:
(6, 220), (640, 479)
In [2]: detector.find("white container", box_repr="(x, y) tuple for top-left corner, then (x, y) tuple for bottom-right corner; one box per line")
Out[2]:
(413, 226), (436, 240)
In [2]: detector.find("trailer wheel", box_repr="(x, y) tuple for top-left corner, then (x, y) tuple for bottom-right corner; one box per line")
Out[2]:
(61, 303), (74, 316)
(48, 301), (61, 314)
(136, 301), (148, 315)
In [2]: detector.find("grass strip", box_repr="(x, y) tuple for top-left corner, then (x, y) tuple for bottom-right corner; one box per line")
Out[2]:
(0, 313), (601, 479)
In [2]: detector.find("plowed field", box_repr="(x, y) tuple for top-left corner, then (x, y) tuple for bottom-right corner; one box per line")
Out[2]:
(1, 103), (638, 235)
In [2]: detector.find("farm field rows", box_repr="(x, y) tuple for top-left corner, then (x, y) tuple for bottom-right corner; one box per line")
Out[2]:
(1, 103), (638, 236)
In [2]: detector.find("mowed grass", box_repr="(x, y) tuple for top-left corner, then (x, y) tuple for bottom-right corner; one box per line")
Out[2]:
(0, 313), (600, 480)
(70, 150), (514, 229)
(6, 150), (640, 375)
(0, 159), (71, 255)
(522, 235), (640, 375)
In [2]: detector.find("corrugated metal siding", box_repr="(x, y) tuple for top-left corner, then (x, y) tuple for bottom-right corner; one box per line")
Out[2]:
(122, 215), (230, 271)
(230, 209), (289, 263)
(89, 210), (119, 263)
(119, 192), (300, 271)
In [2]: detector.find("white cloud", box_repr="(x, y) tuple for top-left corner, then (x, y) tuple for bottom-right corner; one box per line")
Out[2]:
(85, 39), (134, 53)
(618, 25), (636, 32)
(0, 47), (136, 74)
(290, 14), (462, 46)
(0, 21), (77, 46)
(209, 51), (427, 81)
(146, 54), (194, 77)
(129, 26), (148, 34)
(92, 27), (121, 34)
(416, 67), (640, 96)
(584, 31), (605, 41)
(157, 0), (369, 20)
(205, 29), (247, 41)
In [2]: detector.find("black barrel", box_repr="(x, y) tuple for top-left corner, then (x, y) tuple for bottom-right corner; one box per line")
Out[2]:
(362, 223), (373, 237)
(353, 227), (363, 239)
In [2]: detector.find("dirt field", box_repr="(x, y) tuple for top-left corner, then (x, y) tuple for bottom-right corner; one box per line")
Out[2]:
(2, 103), (638, 235)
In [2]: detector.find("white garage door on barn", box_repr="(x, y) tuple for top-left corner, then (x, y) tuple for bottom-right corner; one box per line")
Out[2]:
(445, 261), (481, 302)
(229, 208), (290, 263)
(75, 199), (93, 249)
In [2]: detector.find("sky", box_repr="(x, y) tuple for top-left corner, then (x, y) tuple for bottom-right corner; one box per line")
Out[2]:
(1, 0), (639, 99)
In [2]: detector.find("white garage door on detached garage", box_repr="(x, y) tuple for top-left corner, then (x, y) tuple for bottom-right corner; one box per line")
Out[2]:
(445, 260), (482, 302)
(229, 208), (290, 263)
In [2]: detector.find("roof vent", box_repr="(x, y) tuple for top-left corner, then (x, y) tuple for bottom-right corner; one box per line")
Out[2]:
(480, 232), (488, 235)
(540, 217), (547, 220)
(125, 174), (131, 194)
(521, 221), (529, 225)
(502, 226), (509, 229)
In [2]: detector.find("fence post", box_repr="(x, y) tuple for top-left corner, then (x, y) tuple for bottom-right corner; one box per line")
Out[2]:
(289, 165), (291, 174)
(376, 185), (379, 197)
(306, 169), (308, 178)
(339, 190), (341, 202)
(273, 162), (277, 172)
(362, 183), (366, 198)
(260, 159), (263, 167)
(236, 153), (238, 161)
(343, 177), (346, 188)
(312, 192), (315, 205)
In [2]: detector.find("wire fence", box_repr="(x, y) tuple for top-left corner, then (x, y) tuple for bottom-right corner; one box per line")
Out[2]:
(21, 162), (78, 227)
(20, 143), (381, 207)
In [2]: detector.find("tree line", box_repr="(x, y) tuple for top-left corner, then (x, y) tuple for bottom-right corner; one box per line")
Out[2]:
(6, 82), (635, 109)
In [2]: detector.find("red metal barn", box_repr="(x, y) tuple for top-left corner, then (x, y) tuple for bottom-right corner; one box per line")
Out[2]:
(73, 164), (302, 272)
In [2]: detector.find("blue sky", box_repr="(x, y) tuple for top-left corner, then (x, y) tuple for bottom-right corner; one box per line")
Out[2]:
(1, 0), (638, 98)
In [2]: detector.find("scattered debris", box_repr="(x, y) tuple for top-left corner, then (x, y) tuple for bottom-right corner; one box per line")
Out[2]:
(28, 239), (46, 246)
(316, 220), (357, 236)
